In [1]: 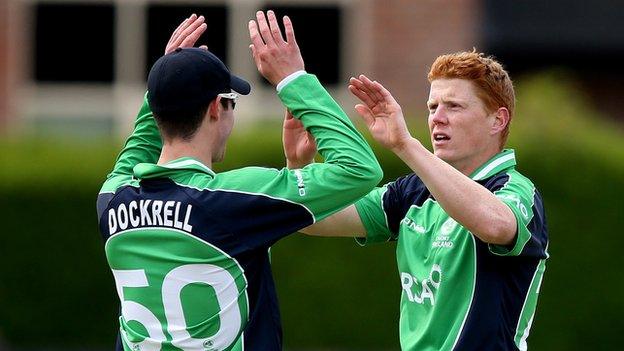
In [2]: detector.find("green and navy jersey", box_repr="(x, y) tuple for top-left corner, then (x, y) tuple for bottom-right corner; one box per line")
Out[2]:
(96, 74), (382, 351)
(355, 149), (548, 351)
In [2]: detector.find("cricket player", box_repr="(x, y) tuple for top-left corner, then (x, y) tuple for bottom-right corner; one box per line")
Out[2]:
(96, 11), (382, 351)
(286, 52), (549, 350)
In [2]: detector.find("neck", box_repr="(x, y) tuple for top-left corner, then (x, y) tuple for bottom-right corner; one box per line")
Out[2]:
(453, 147), (501, 177)
(158, 139), (213, 170)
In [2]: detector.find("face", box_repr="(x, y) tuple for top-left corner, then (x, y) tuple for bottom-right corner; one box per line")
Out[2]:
(212, 98), (235, 162)
(427, 78), (499, 175)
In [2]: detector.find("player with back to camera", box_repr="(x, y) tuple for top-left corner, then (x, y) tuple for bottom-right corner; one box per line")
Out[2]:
(285, 51), (549, 350)
(96, 11), (382, 351)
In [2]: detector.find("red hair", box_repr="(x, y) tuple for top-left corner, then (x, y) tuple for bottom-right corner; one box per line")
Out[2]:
(428, 50), (515, 146)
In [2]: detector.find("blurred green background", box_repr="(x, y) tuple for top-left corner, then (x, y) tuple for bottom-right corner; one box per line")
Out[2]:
(1, 72), (623, 350)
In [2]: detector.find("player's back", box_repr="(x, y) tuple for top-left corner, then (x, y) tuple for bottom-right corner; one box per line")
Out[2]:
(99, 160), (318, 351)
(97, 73), (383, 351)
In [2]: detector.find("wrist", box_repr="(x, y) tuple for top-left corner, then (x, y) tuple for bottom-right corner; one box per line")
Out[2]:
(276, 70), (307, 92)
(286, 158), (314, 169)
(390, 137), (419, 156)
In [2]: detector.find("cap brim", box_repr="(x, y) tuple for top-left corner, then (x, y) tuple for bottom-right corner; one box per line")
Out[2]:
(231, 75), (251, 95)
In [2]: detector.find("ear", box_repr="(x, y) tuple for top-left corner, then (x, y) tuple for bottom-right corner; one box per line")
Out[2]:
(490, 107), (510, 136)
(207, 97), (222, 122)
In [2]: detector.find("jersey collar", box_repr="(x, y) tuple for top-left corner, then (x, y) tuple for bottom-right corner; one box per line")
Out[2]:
(133, 157), (216, 179)
(469, 149), (516, 181)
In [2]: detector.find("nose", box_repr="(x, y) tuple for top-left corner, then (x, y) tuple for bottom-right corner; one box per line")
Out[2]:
(430, 107), (448, 126)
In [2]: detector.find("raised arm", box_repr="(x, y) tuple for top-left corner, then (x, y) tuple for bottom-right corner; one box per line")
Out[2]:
(280, 110), (366, 237)
(98, 15), (209, 217)
(348, 75), (517, 245)
(100, 15), (207, 192)
(233, 11), (382, 222)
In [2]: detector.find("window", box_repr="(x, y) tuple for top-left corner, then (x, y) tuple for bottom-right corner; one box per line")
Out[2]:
(483, 0), (624, 74)
(261, 5), (342, 85)
(34, 3), (115, 82)
(146, 4), (228, 77)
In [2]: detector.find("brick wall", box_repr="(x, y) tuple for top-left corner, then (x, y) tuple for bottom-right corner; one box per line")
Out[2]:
(369, 0), (481, 117)
(0, 0), (8, 131)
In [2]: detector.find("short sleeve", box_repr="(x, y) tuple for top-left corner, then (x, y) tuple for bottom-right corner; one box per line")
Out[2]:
(489, 176), (548, 258)
(354, 186), (394, 245)
(354, 173), (417, 245)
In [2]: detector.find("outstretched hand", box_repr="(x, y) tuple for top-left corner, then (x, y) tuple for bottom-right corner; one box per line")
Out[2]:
(349, 75), (413, 151)
(248, 10), (305, 85)
(165, 14), (208, 54)
(283, 110), (317, 169)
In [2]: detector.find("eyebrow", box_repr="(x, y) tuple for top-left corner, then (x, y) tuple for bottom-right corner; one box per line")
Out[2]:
(427, 97), (468, 106)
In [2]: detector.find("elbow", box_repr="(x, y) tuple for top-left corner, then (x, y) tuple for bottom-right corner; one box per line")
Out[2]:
(360, 164), (383, 191)
(481, 215), (517, 245)
(371, 163), (384, 186)
(362, 160), (383, 187)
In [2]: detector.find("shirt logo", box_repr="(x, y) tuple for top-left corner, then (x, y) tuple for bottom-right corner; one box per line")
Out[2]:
(400, 264), (442, 306)
(440, 217), (457, 235)
(294, 169), (306, 196)
(433, 217), (457, 248)
(498, 193), (529, 219)
(401, 217), (426, 234)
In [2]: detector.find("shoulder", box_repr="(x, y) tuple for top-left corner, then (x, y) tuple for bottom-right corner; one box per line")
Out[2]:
(388, 173), (429, 203)
(389, 173), (426, 195)
(99, 174), (139, 195)
(218, 166), (281, 178)
(382, 173), (430, 214)
(481, 169), (537, 195)
(214, 166), (283, 187)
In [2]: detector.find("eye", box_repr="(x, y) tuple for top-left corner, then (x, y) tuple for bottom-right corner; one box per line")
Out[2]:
(448, 102), (461, 109)
(428, 104), (438, 113)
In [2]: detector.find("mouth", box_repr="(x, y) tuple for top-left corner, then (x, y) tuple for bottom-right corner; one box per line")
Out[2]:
(432, 132), (450, 144)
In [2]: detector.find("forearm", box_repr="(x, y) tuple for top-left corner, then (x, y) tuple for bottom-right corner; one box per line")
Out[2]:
(300, 205), (366, 237)
(393, 138), (516, 245)
(279, 74), (382, 191)
(109, 94), (162, 177)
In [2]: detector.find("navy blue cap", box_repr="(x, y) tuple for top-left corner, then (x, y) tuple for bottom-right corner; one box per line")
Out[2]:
(147, 47), (251, 115)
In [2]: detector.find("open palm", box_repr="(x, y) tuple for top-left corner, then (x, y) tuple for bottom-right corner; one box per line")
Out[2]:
(349, 75), (412, 150)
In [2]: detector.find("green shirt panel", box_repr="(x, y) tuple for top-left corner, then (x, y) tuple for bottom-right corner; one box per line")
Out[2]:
(354, 185), (394, 245)
(490, 170), (538, 256)
(395, 204), (477, 350)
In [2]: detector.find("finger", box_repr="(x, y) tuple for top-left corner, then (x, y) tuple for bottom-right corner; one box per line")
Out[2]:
(169, 15), (197, 47)
(256, 11), (276, 47)
(180, 22), (207, 48)
(173, 15), (205, 48)
(283, 16), (298, 45)
(285, 110), (294, 120)
(373, 80), (398, 105)
(169, 19), (201, 51)
(354, 104), (376, 127)
(168, 15), (194, 46)
(199, 45), (208, 51)
(267, 10), (285, 44)
(249, 20), (265, 48)
(349, 84), (377, 109)
(360, 75), (388, 105)
(352, 76), (379, 104)
(349, 77), (369, 95)
(358, 74), (378, 94)
(371, 80), (387, 103)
